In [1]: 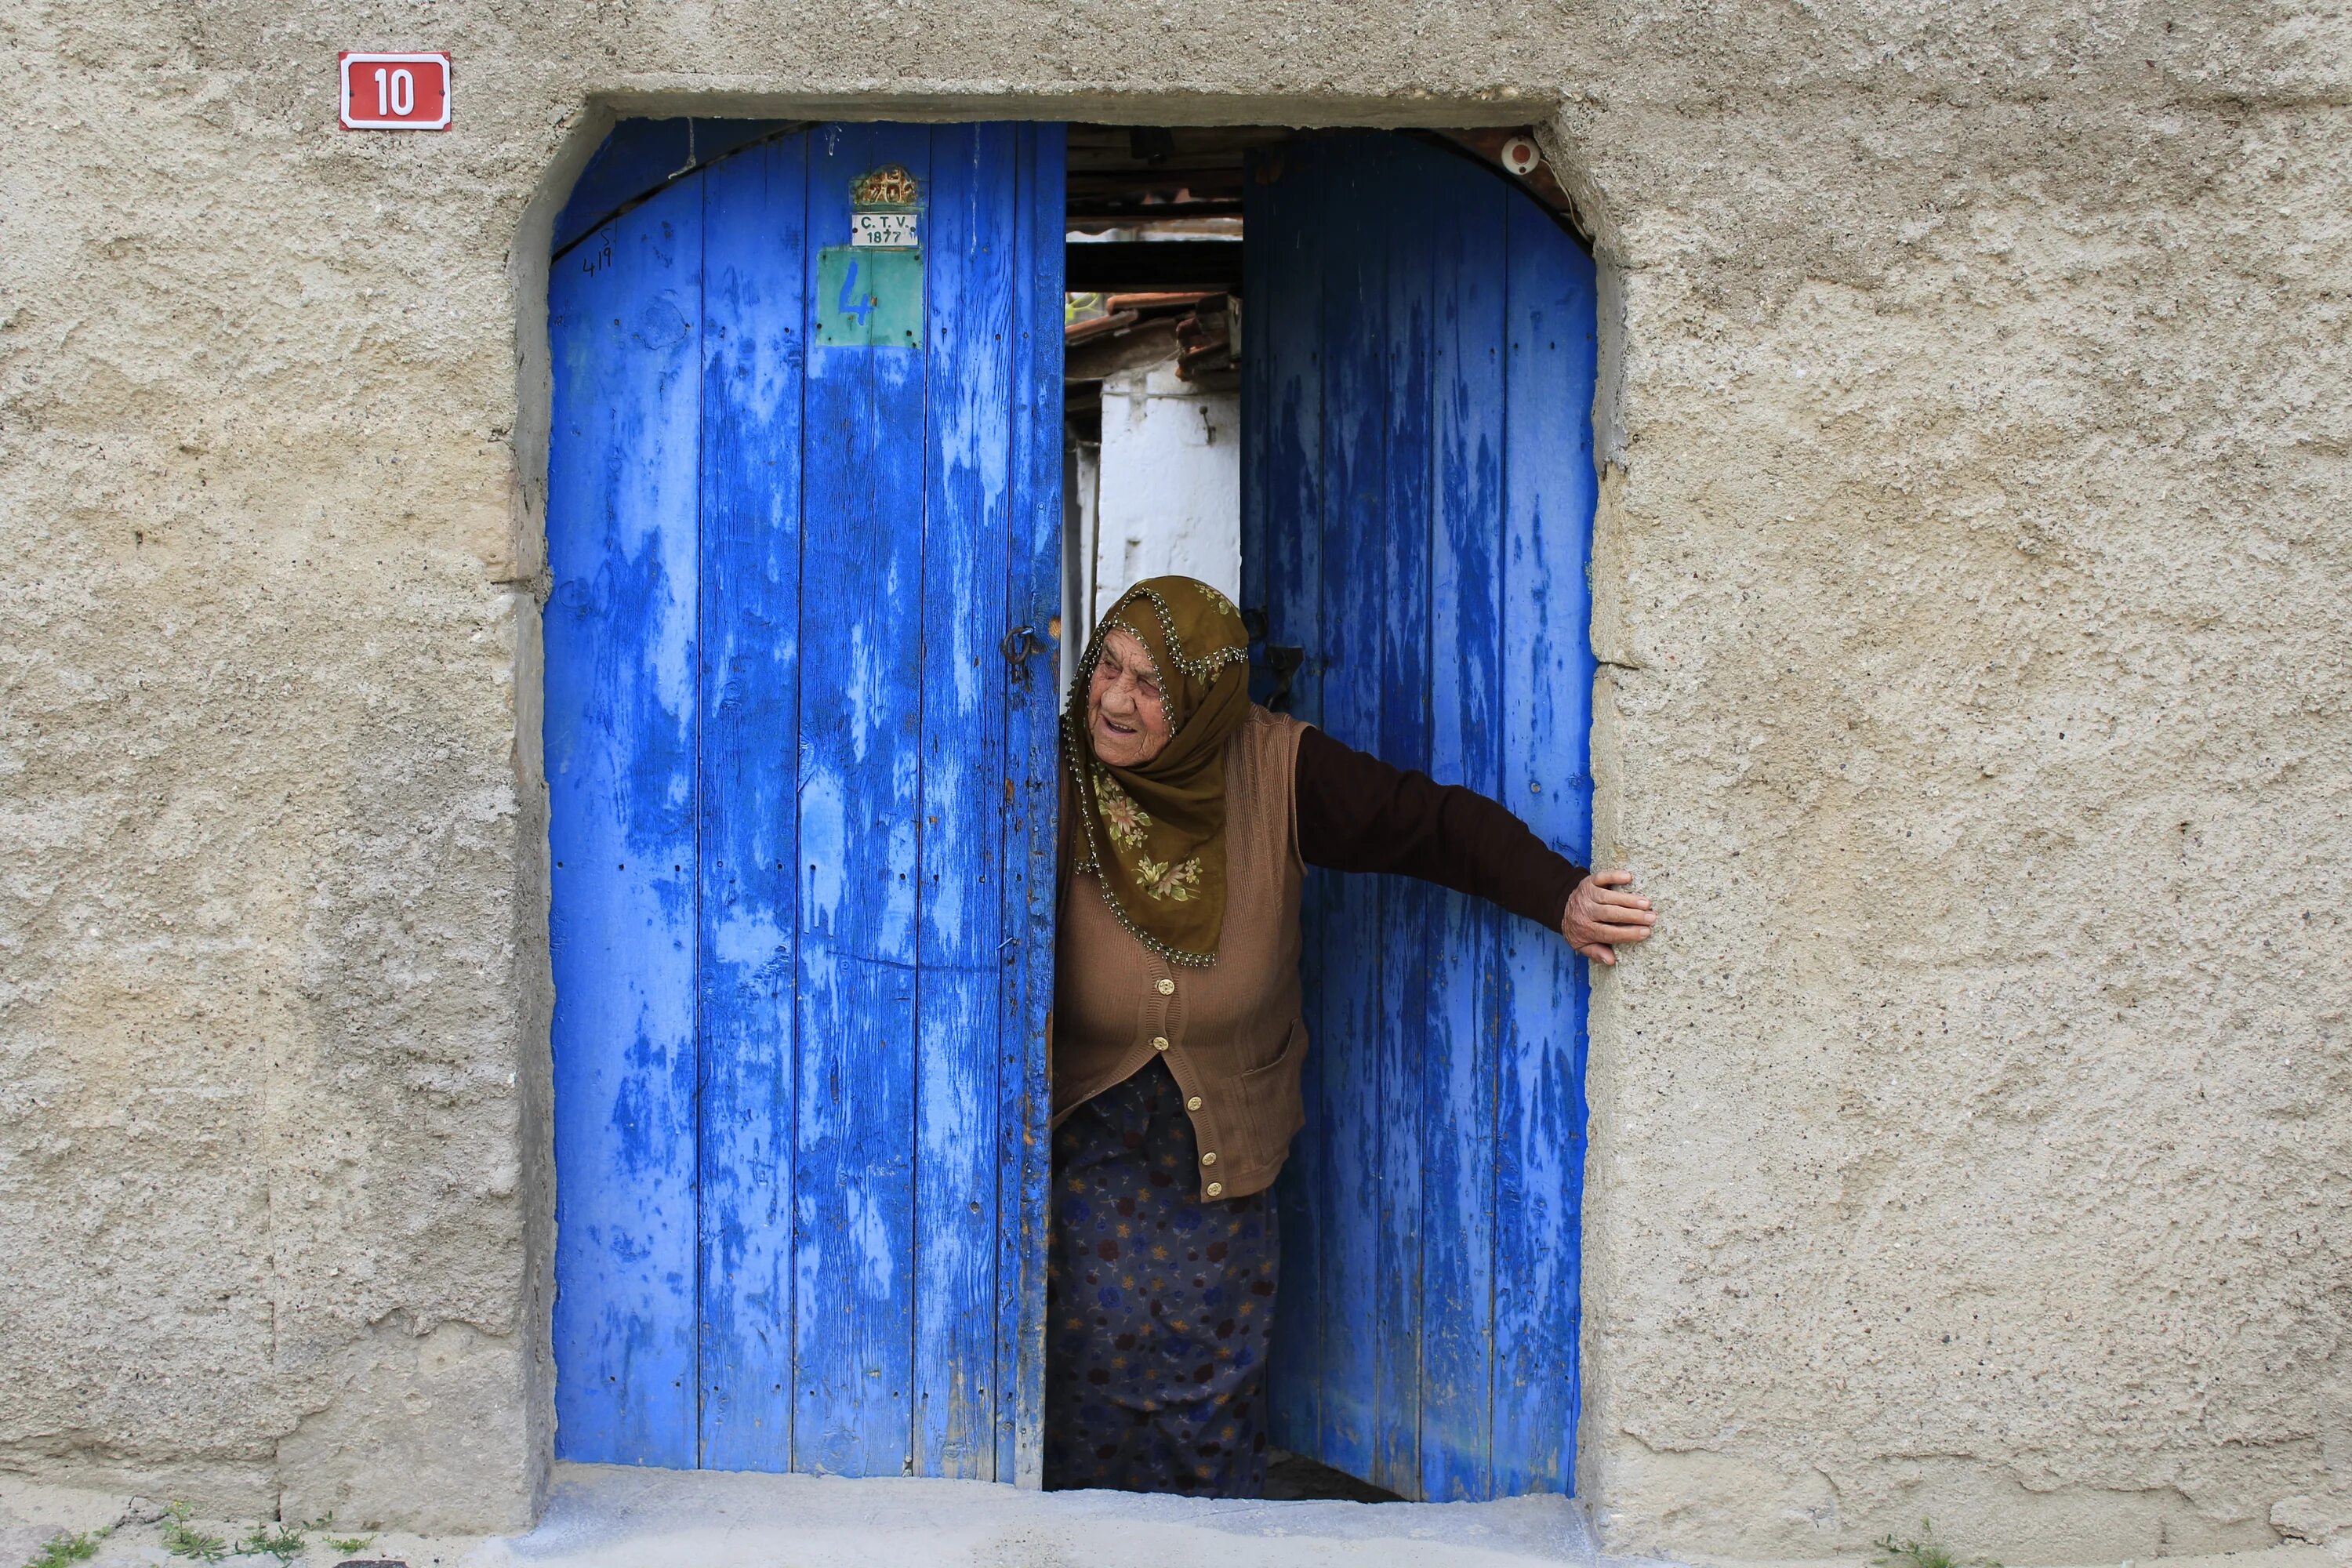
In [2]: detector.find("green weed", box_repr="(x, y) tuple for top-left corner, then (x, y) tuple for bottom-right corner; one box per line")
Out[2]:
(234, 1521), (307, 1564)
(24, 1526), (111, 1568)
(159, 1502), (229, 1563)
(1873, 1519), (1999, 1568)
(304, 1510), (374, 1556)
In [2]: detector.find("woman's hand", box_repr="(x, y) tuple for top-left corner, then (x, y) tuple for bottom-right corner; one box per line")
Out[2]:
(1562, 869), (1655, 966)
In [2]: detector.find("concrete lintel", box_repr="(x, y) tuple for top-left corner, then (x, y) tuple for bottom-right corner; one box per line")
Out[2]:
(586, 82), (1563, 128)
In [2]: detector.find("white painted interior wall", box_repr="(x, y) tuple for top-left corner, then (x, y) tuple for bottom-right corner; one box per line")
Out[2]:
(1060, 435), (1101, 694)
(1069, 361), (1242, 661)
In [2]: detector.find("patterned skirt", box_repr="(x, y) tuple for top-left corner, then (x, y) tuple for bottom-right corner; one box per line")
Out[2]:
(1043, 1058), (1280, 1496)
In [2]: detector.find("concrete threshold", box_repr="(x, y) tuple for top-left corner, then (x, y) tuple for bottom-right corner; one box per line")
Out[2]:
(0, 1462), (1630, 1568)
(481, 1461), (1617, 1568)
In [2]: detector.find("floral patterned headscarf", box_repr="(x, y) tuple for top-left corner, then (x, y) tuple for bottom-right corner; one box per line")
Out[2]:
(1062, 576), (1252, 967)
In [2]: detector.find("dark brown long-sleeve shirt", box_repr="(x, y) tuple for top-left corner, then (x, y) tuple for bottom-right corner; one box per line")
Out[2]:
(1054, 709), (1588, 1196)
(1293, 725), (1588, 931)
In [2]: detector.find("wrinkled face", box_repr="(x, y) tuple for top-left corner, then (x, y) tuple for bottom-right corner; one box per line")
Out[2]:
(1087, 626), (1173, 768)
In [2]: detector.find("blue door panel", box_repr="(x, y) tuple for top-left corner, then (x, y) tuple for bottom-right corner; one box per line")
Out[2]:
(1243, 165), (1331, 1461)
(993, 124), (1067, 1485)
(1492, 197), (1597, 1497)
(547, 177), (706, 1471)
(1308, 141), (1388, 1482)
(693, 131), (810, 1475)
(789, 118), (934, 1480)
(910, 122), (1017, 1480)
(1244, 132), (1597, 1502)
(1421, 173), (1512, 1501)
(547, 120), (1063, 1479)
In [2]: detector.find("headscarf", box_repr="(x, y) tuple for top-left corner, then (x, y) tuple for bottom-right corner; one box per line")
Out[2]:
(1062, 576), (1252, 967)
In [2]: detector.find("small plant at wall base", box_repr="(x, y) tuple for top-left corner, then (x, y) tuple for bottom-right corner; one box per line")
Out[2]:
(23, 1526), (110, 1568)
(311, 1514), (376, 1556)
(1874, 1519), (2001, 1568)
(234, 1520), (308, 1563)
(159, 1503), (228, 1563)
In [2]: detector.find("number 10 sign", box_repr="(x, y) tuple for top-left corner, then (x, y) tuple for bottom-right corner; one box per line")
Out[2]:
(339, 52), (452, 131)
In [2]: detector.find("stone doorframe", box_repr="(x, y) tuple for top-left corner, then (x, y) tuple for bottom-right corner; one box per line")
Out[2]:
(503, 88), (1630, 1522)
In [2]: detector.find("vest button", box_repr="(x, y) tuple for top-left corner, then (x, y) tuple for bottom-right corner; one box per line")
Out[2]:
(1206, 1181), (1223, 1198)
(1156, 978), (1175, 995)
(1185, 1096), (1202, 1111)
(1152, 1036), (1170, 1051)
(1200, 1151), (1217, 1166)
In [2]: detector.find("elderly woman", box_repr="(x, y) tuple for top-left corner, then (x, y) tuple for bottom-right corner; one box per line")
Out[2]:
(1045, 575), (1656, 1497)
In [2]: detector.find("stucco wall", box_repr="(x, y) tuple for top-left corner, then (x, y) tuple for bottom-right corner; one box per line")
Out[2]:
(0, 0), (2343, 1557)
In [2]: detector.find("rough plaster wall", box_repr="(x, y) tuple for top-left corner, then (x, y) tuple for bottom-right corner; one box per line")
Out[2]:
(0, 0), (552, 1533)
(0, 0), (2343, 1556)
(1573, 48), (2352, 1562)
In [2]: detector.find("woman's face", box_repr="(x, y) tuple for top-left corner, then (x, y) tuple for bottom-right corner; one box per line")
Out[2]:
(1087, 627), (1172, 768)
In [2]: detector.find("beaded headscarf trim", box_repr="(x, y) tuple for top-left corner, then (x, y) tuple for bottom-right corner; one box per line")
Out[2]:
(1062, 582), (1250, 967)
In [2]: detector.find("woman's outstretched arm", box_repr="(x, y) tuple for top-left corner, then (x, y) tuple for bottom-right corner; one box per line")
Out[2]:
(1294, 725), (1656, 965)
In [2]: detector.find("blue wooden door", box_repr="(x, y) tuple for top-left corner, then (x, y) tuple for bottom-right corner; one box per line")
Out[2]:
(544, 121), (1063, 1480)
(1243, 132), (1599, 1502)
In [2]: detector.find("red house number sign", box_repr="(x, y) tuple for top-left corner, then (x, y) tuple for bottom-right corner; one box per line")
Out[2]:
(339, 52), (452, 131)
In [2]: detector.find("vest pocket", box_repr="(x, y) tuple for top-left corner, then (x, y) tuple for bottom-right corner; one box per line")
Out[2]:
(1236, 1016), (1310, 1148)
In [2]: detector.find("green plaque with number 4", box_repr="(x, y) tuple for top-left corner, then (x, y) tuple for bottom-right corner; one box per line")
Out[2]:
(817, 246), (924, 348)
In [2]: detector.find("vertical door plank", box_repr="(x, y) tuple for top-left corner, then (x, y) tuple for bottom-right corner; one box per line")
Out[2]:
(1249, 135), (1329, 1461)
(793, 122), (934, 1478)
(1491, 198), (1600, 1497)
(1370, 143), (1436, 1499)
(550, 118), (1057, 1479)
(1420, 171), (1510, 1503)
(913, 122), (1014, 1479)
(1250, 131), (1596, 1503)
(546, 183), (706, 1470)
(1311, 137), (1389, 1480)
(695, 136), (810, 1474)
(996, 120), (1066, 1488)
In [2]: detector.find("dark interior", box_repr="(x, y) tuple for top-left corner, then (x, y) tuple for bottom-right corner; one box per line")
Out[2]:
(1063, 123), (1282, 295)
(1060, 125), (1276, 446)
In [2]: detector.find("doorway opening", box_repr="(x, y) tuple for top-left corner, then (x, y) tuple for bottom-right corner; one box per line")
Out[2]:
(538, 114), (1595, 1504)
(1058, 125), (1599, 1505)
(1058, 126), (1265, 692)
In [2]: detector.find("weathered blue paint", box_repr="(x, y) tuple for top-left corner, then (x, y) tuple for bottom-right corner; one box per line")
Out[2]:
(1316, 152), (1389, 1483)
(1247, 159), (1330, 1465)
(547, 176), (706, 1472)
(789, 118), (933, 1480)
(1422, 171), (1512, 1502)
(547, 120), (1063, 1480)
(1490, 195), (1596, 1497)
(911, 123), (1012, 1481)
(1244, 132), (1598, 1503)
(693, 129), (811, 1476)
(995, 123), (1065, 1486)
(554, 118), (802, 258)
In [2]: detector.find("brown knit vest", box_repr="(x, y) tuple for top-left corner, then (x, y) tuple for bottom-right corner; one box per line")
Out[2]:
(1053, 705), (1308, 1201)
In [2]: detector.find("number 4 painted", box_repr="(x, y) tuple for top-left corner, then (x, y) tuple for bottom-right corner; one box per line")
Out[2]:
(837, 259), (876, 325)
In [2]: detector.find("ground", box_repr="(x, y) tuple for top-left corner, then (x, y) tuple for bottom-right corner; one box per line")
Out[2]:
(4, 1468), (2348, 1568)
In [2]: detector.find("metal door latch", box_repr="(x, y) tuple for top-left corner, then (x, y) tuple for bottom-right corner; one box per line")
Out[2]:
(1261, 644), (1303, 712)
(1240, 607), (1305, 713)
(1000, 624), (1045, 684)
